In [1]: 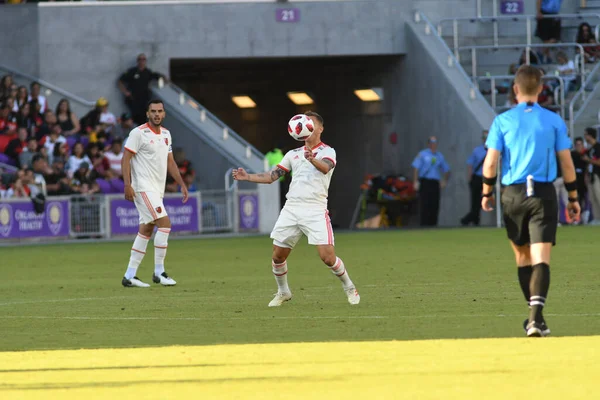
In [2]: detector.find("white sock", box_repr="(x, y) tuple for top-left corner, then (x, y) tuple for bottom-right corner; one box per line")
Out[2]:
(272, 260), (290, 293)
(125, 233), (150, 279)
(328, 257), (354, 289)
(154, 228), (170, 276)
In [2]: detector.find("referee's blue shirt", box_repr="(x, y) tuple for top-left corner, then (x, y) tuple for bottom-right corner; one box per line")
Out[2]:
(486, 102), (571, 186)
(467, 145), (487, 177)
(412, 149), (450, 181)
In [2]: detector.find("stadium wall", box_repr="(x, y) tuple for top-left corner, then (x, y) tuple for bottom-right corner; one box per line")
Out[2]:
(0, 5), (39, 77)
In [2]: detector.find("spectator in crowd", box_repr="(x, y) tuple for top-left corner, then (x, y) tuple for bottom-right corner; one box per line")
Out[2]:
(104, 138), (123, 177)
(13, 85), (28, 112)
(412, 136), (451, 226)
(582, 127), (600, 225)
(554, 51), (576, 92)
(572, 136), (589, 223)
(111, 112), (135, 138)
(166, 148), (194, 192)
(16, 102), (35, 134)
(55, 98), (81, 136)
(28, 82), (47, 113)
(0, 75), (14, 99)
(182, 172), (198, 193)
(118, 53), (167, 125)
(2, 170), (30, 199)
(98, 98), (117, 129)
(67, 142), (92, 178)
(52, 141), (70, 166)
(42, 124), (67, 158)
(37, 109), (57, 139)
(80, 97), (115, 135)
(0, 101), (17, 135)
(87, 143), (110, 179)
(45, 159), (71, 196)
(31, 154), (51, 195)
(576, 22), (600, 63)
(535, 0), (562, 63)
(19, 137), (38, 169)
(4, 126), (29, 164)
(518, 49), (540, 66)
(29, 100), (44, 137)
(71, 162), (100, 195)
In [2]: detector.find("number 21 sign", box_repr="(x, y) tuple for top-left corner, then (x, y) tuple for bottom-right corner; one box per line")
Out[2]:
(500, 0), (524, 14)
(276, 8), (300, 23)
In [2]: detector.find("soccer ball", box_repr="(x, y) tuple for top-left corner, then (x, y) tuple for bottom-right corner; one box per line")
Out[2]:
(288, 114), (314, 141)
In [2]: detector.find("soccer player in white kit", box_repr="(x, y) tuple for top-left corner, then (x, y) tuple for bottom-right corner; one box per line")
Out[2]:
(120, 100), (188, 288)
(232, 111), (360, 307)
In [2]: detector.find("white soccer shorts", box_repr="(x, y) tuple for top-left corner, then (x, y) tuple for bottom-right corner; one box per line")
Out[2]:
(134, 191), (168, 225)
(270, 206), (335, 248)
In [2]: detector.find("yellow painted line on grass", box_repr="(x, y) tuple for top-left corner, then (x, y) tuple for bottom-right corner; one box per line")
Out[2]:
(0, 337), (597, 399)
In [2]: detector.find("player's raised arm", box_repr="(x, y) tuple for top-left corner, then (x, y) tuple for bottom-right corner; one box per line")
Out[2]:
(232, 166), (287, 184)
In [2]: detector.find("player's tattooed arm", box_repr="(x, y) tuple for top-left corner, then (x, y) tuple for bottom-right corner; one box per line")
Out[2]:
(322, 159), (335, 171)
(270, 167), (287, 182)
(234, 166), (287, 184)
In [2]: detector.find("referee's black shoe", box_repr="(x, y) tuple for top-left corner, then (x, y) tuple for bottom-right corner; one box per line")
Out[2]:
(524, 319), (551, 337)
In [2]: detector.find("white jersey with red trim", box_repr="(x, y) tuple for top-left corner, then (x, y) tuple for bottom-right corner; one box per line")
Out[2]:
(124, 123), (172, 196)
(277, 142), (336, 208)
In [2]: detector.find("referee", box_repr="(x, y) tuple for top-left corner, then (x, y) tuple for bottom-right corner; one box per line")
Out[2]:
(481, 65), (580, 338)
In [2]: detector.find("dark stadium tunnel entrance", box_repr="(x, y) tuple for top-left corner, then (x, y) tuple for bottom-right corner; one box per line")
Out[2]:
(170, 55), (403, 227)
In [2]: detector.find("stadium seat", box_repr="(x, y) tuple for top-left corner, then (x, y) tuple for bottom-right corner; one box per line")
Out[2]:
(96, 178), (112, 194)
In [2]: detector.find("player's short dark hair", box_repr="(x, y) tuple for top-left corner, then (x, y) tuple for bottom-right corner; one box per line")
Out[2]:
(514, 65), (542, 96)
(304, 111), (324, 126)
(147, 99), (164, 111)
(584, 127), (597, 139)
(575, 136), (584, 143)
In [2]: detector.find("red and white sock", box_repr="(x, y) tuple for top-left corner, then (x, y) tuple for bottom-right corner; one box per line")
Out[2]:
(272, 260), (290, 293)
(329, 257), (354, 289)
(154, 228), (170, 276)
(125, 232), (150, 279)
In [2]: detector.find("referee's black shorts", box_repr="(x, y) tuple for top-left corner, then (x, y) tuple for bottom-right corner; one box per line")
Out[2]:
(501, 183), (558, 246)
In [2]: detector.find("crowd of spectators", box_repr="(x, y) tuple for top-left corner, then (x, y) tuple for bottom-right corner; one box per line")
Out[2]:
(0, 75), (195, 200)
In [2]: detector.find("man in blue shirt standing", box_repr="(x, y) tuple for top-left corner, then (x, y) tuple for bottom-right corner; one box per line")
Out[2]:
(461, 130), (488, 226)
(481, 65), (580, 338)
(412, 137), (450, 226)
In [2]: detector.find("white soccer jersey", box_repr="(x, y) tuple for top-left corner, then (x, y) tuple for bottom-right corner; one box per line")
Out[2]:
(124, 123), (172, 196)
(277, 142), (337, 208)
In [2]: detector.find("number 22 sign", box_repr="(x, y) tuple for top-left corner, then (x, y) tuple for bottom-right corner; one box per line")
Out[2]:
(276, 8), (300, 23)
(500, 0), (524, 14)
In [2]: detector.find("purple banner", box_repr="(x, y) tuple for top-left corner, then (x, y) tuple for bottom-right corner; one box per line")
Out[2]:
(109, 196), (199, 235)
(276, 8), (300, 23)
(500, 0), (524, 14)
(239, 194), (259, 231)
(0, 199), (70, 239)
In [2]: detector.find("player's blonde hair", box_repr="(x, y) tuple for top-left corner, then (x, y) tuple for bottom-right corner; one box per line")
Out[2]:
(514, 65), (542, 96)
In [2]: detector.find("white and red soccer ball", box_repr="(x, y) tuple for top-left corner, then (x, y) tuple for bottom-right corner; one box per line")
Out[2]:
(288, 114), (314, 141)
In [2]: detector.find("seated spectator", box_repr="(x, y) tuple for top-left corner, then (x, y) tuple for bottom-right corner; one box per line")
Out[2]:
(518, 49), (540, 66)
(104, 139), (123, 177)
(576, 22), (600, 63)
(67, 142), (92, 178)
(3, 170), (30, 199)
(19, 137), (38, 169)
(553, 51), (576, 92)
(4, 126), (29, 164)
(37, 109), (57, 139)
(0, 75), (14, 99)
(42, 124), (67, 157)
(182, 172), (198, 193)
(27, 82), (47, 113)
(13, 85), (28, 112)
(80, 98), (116, 134)
(538, 69), (556, 110)
(31, 154), (51, 195)
(45, 159), (72, 196)
(55, 98), (81, 136)
(87, 143), (111, 179)
(0, 101), (17, 135)
(52, 141), (70, 166)
(28, 100), (44, 138)
(98, 98), (117, 129)
(167, 147), (194, 192)
(72, 162), (100, 195)
(15, 102), (35, 134)
(112, 113), (135, 139)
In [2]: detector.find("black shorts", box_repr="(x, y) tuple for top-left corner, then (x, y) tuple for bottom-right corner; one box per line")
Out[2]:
(501, 183), (558, 246)
(536, 14), (561, 42)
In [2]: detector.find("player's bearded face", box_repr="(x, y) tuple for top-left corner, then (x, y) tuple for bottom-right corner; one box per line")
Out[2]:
(147, 106), (165, 126)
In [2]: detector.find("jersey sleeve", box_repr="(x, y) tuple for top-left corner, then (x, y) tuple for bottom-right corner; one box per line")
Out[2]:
(555, 118), (571, 152)
(486, 117), (504, 152)
(277, 151), (293, 173)
(318, 147), (337, 168)
(124, 129), (141, 154)
(411, 152), (423, 170)
(466, 149), (476, 166)
(439, 154), (450, 173)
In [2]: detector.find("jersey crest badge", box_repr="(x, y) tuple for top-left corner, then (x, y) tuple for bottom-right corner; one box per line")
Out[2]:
(150, 140), (155, 144)
(155, 207), (162, 214)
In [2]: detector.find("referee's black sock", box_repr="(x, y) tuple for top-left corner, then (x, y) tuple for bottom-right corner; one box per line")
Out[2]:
(517, 265), (533, 305)
(529, 263), (551, 324)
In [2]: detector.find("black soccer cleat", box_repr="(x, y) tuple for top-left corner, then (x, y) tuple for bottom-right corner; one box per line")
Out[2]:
(523, 318), (550, 336)
(525, 320), (547, 337)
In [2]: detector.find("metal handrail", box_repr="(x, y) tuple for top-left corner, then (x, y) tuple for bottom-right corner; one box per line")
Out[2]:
(475, 75), (566, 118)
(156, 81), (264, 159)
(0, 63), (95, 107)
(457, 43), (588, 87)
(0, 162), (18, 173)
(439, 13), (600, 53)
(569, 60), (600, 137)
(414, 11), (492, 108)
